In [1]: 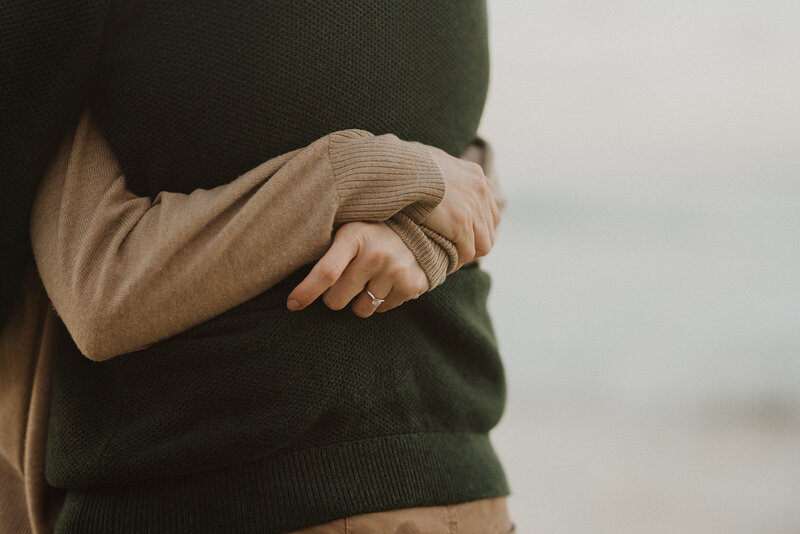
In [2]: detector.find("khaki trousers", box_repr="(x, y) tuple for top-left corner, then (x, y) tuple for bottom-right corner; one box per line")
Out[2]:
(289, 497), (514, 534)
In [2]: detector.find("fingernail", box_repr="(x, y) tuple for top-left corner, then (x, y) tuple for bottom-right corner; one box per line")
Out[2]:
(287, 299), (300, 311)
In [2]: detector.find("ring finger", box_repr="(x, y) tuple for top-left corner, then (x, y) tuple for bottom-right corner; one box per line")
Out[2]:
(351, 276), (393, 318)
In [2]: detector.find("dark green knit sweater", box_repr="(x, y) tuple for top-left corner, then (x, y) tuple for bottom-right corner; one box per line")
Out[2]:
(3, 1), (508, 532)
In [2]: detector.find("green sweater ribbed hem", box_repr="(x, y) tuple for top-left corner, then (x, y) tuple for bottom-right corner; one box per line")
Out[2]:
(54, 431), (510, 534)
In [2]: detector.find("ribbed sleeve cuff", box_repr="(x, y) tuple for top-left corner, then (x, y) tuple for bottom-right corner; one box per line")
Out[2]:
(329, 130), (445, 226)
(419, 223), (460, 276)
(384, 211), (459, 291)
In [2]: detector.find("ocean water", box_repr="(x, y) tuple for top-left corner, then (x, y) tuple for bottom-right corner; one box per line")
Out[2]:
(479, 1), (800, 531)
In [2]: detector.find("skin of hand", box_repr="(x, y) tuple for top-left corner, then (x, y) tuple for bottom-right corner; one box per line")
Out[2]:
(423, 144), (502, 270)
(286, 145), (503, 317)
(286, 221), (430, 318)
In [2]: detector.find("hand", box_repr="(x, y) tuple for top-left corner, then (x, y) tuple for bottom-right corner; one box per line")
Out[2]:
(286, 221), (429, 317)
(422, 145), (502, 270)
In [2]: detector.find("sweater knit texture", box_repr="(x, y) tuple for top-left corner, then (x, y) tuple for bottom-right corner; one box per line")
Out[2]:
(0, 134), (505, 534)
(2, 1), (508, 532)
(31, 109), (460, 362)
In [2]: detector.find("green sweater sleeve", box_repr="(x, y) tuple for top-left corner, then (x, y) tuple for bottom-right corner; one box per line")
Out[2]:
(0, 1), (110, 326)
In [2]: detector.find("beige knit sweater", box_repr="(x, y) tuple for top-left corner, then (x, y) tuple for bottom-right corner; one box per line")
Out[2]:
(0, 108), (506, 533)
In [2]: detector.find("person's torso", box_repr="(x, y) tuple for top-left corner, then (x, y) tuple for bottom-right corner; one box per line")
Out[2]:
(46, 3), (507, 529)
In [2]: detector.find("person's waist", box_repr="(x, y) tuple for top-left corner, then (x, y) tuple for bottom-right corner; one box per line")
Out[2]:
(53, 431), (510, 533)
(46, 262), (506, 489)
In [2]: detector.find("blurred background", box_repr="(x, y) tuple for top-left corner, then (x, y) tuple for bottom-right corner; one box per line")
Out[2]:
(478, 1), (800, 532)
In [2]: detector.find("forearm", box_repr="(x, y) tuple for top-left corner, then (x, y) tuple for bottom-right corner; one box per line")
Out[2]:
(31, 108), (449, 361)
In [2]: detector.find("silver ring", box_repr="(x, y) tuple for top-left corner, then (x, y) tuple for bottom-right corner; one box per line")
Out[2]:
(365, 289), (385, 307)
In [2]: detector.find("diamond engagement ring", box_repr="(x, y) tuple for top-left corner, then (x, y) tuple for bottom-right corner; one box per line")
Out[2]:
(365, 289), (384, 307)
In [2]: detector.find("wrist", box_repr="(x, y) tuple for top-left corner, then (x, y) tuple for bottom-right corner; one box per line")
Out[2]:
(329, 131), (445, 226)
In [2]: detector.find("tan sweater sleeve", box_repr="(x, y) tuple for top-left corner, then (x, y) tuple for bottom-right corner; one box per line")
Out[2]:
(30, 108), (450, 362)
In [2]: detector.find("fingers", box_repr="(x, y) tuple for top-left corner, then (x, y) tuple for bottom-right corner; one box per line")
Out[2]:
(286, 226), (360, 310)
(489, 193), (502, 229)
(473, 195), (494, 259)
(354, 224), (430, 316)
(452, 207), (476, 270)
(322, 249), (383, 310)
(473, 218), (491, 262)
(374, 266), (429, 313)
(288, 221), (431, 318)
(476, 169), (497, 253)
(350, 277), (393, 318)
(424, 148), (503, 265)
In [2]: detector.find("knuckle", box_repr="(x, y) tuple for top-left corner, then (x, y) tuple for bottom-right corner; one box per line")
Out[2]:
(376, 246), (393, 263)
(319, 262), (340, 283)
(394, 281), (414, 297)
(410, 286), (425, 301)
(453, 206), (470, 227)
(323, 290), (344, 310)
(346, 230), (364, 248)
(390, 264), (412, 280)
(477, 236), (493, 256)
(405, 274), (427, 297)
(361, 252), (381, 269)
(465, 160), (483, 175)
(464, 243), (476, 261)
(418, 272), (430, 291)
(340, 222), (368, 245)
